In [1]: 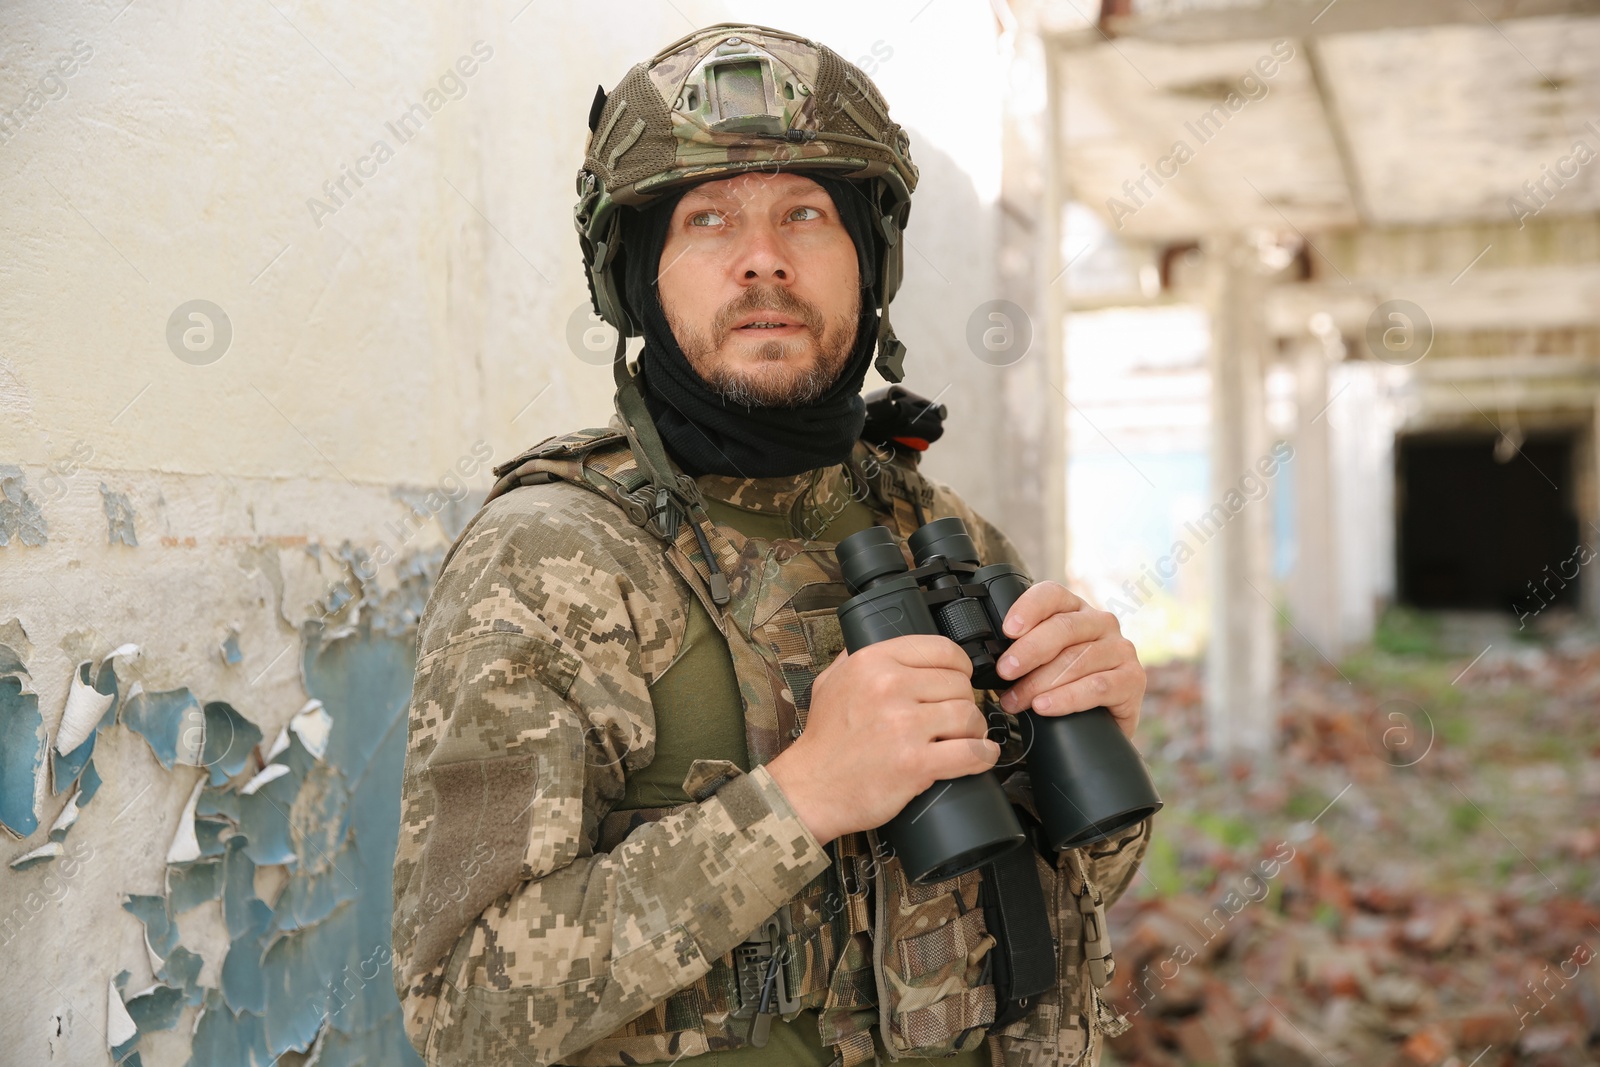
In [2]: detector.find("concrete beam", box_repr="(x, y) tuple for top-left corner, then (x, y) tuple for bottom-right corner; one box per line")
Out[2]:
(1266, 264), (1600, 337)
(1402, 380), (1600, 420)
(1303, 40), (1371, 227)
(1093, 0), (1600, 46)
(1410, 354), (1600, 380)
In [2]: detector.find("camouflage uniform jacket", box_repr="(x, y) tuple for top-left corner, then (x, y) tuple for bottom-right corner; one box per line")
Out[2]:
(391, 421), (1152, 1067)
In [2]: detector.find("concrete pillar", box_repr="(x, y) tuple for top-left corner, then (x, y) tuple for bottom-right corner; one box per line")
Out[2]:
(1288, 322), (1344, 660)
(1328, 362), (1393, 647)
(990, 14), (1066, 582)
(1203, 234), (1278, 755)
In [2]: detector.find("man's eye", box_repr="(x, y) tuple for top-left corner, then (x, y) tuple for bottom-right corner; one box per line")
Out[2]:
(688, 210), (725, 228)
(790, 205), (822, 221)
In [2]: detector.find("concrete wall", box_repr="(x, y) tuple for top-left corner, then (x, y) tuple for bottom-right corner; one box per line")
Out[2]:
(0, 2), (1037, 1063)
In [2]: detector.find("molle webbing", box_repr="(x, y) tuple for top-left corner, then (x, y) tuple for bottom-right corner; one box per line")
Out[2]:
(596, 800), (878, 1052)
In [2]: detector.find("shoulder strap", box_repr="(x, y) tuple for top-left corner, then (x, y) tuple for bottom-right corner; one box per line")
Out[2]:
(610, 348), (736, 605)
(485, 426), (626, 503)
(846, 441), (934, 536)
(481, 426), (737, 616)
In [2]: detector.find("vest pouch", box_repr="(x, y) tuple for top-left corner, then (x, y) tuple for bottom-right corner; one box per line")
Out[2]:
(873, 839), (998, 1059)
(985, 843), (1101, 1067)
(979, 834), (1057, 1030)
(562, 866), (844, 1067)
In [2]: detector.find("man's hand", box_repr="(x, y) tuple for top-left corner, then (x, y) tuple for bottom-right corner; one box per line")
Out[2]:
(993, 581), (1144, 739)
(766, 635), (997, 847)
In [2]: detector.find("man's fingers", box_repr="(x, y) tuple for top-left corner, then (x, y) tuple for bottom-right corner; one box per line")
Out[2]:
(1023, 664), (1144, 737)
(877, 634), (974, 677)
(1002, 637), (1131, 711)
(901, 667), (980, 704)
(1000, 580), (1085, 638)
(918, 698), (988, 743)
(926, 735), (1001, 779)
(997, 608), (1117, 681)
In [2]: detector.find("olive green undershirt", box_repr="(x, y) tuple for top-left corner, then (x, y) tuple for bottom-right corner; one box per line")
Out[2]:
(618, 494), (880, 812)
(611, 492), (992, 1067)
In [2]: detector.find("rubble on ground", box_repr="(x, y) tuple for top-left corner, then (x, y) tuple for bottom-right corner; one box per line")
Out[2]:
(1104, 616), (1600, 1067)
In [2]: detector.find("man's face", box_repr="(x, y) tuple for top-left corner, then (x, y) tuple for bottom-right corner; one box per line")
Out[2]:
(657, 171), (861, 408)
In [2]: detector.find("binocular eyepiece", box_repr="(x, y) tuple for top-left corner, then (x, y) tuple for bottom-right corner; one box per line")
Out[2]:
(835, 517), (1163, 884)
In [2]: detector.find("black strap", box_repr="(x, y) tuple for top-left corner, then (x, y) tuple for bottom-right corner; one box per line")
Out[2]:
(979, 837), (1057, 1031)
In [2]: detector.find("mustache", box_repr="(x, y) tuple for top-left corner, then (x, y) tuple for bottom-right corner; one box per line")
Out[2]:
(713, 287), (824, 338)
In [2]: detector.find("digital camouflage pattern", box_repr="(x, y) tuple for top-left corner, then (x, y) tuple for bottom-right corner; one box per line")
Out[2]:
(390, 441), (834, 1066)
(392, 420), (1151, 1067)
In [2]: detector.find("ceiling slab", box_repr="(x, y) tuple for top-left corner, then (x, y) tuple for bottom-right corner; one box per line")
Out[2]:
(1059, 35), (1358, 237)
(1318, 15), (1600, 225)
(1054, 9), (1600, 237)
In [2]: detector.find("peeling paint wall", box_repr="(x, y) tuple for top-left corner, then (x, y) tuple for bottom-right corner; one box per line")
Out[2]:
(0, 558), (434, 1066)
(2, 2), (1026, 1063)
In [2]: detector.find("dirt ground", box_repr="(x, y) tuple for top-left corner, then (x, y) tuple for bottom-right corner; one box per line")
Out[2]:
(1101, 609), (1600, 1067)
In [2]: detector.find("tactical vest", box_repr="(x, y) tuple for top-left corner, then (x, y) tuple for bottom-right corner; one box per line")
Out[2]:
(485, 425), (1127, 1067)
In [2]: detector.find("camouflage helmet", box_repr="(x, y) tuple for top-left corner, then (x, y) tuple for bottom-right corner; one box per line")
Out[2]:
(574, 23), (919, 381)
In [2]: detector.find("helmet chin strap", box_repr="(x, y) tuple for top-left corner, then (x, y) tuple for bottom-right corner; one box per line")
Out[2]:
(611, 332), (732, 605)
(872, 204), (906, 383)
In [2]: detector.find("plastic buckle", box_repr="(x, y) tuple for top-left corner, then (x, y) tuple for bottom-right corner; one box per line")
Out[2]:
(732, 910), (797, 1047)
(731, 910), (796, 1015)
(874, 335), (907, 382)
(651, 487), (684, 539)
(1076, 889), (1114, 989)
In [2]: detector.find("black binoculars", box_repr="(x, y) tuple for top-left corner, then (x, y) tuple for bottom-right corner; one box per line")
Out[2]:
(834, 516), (1163, 884)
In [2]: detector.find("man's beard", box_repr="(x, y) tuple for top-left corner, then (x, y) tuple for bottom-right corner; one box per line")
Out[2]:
(667, 285), (859, 409)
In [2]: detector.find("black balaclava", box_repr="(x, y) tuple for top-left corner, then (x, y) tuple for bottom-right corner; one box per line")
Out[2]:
(617, 173), (883, 479)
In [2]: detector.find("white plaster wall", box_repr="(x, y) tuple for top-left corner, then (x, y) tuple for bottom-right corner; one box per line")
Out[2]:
(0, 2), (1023, 1061)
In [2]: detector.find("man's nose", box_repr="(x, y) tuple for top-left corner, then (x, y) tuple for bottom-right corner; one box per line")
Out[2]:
(733, 219), (791, 285)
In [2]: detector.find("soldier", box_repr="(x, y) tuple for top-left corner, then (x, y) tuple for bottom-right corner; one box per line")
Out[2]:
(392, 23), (1152, 1067)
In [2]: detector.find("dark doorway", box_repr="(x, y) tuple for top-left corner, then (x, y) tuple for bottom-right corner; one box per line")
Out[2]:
(1396, 432), (1580, 612)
